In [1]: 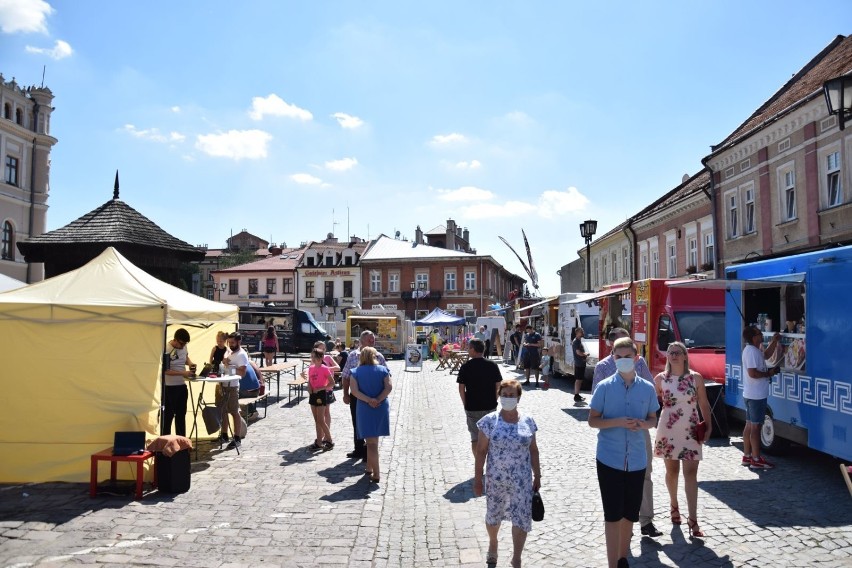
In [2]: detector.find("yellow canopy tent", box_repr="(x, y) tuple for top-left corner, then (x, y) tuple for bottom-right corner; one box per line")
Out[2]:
(0, 247), (237, 482)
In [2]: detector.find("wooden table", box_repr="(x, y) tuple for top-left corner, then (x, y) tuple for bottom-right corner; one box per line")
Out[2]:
(449, 351), (469, 374)
(257, 361), (299, 400)
(90, 447), (157, 499)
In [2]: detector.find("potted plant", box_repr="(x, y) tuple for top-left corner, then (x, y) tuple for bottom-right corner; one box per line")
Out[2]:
(700, 261), (714, 271)
(686, 265), (698, 274)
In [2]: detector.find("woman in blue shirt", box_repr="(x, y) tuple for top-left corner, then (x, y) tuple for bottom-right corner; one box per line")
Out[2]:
(589, 337), (659, 568)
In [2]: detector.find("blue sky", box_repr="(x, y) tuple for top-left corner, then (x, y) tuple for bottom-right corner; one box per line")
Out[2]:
(1, 1), (849, 296)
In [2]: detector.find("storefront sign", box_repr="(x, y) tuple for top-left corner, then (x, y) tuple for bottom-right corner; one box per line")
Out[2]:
(447, 303), (474, 310)
(302, 269), (355, 277)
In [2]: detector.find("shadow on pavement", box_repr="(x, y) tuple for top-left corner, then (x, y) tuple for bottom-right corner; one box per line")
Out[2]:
(443, 478), (475, 503)
(319, 475), (379, 502)
(638, 531), (734, 567)
(561, 407), (591, 422)
(317, 459), (368, 484)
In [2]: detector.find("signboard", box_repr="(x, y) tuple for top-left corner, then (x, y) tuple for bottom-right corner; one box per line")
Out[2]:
(405, 343), (423, 372)
(302, 269), (356, 277)
(447, 303), (474, 310)
(634, 303), (647, 342)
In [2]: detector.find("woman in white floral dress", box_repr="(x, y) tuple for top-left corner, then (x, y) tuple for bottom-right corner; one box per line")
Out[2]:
(473, 379), (541, 567)
(653, 341), (712, 538)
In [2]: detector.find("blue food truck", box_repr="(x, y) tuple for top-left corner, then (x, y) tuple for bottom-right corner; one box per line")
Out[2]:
(720, 244), (852, 461)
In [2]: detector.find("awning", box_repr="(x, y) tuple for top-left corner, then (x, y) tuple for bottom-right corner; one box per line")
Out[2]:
(348, 315), (399, 320)
(513, 296), (558, 314)
(563, 285), (631, 305)
(668, 273), (805, 291)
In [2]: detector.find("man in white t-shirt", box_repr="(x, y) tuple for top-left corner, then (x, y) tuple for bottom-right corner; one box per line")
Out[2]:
(741, 326), (781, 470)
(218, 332), (252, 450)
(164, 328), (194, 436)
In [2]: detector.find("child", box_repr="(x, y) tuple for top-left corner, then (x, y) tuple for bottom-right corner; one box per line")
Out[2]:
(307, 348), (335, 450)
(539, 347), (552, 390)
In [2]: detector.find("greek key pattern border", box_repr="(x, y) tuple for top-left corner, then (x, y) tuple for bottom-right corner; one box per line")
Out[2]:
(727, 364), (852, 416)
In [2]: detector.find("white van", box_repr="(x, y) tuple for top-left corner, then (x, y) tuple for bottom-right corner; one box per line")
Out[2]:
(475, 316), (507, 357)
(552, 295), (600, 381)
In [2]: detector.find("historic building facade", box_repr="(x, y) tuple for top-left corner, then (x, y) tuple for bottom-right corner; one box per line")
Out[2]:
(295, 234), (370, 323)
(1, 73), (56, 282)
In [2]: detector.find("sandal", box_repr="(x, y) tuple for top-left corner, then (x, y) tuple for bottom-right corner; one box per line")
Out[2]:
(486, 550), (498, 565)
(670, 505), (682, 525)
(322, 441), (335, 451)
(309, 441), (324, 451)
(687, 517), (704, 538)
(369, 475), (380, 483)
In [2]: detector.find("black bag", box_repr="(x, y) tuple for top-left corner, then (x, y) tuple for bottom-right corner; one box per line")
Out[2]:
(532, 491), (545, 522)
(201, 405), (221, 434)
(156, 449), (191, 493)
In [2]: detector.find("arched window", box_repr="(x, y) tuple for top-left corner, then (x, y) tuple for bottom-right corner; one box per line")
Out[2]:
(1, 221), (14, 261)
(3, 103), (10, 120)
(15, 108), (23, 125)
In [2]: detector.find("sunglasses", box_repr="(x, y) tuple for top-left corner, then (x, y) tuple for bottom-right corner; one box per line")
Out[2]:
(667, 350), (685, 356)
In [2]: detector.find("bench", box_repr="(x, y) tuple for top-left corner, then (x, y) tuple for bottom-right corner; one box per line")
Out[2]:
(239, 390), (270, 420)
(284, 377), (308, 403)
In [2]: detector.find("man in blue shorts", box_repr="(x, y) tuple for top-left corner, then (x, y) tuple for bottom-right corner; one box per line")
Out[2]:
(741, 326), (781, 470)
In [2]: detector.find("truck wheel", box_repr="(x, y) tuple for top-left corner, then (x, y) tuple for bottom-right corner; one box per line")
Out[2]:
(759, 410), (790, 455)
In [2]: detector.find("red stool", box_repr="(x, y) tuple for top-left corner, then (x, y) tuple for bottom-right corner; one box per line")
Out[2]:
(90, 448), (157, 499)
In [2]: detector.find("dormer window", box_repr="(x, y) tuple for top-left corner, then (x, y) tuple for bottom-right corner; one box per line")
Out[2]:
(325, 255), (334, 267)
(306, 257), (315, 267)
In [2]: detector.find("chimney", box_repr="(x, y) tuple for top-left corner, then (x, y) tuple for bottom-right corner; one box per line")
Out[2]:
(446, 219), (457, 251)
(462, 227), (470, 247)
(415, 225), (423, 244)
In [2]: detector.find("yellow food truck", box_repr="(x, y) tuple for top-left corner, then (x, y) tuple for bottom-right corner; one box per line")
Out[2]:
(345, 309), (406, 359)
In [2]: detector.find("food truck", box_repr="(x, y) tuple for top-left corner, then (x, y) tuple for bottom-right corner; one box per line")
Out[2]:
(238, 305), (330, 353)
(345, 308), (406, 359)
(552, 293), (600, 381)
(717, 245), (852, 460)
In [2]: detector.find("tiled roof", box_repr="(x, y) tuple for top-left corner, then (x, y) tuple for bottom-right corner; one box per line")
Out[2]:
(711, 34), (852, 152)
(632, 170), (711, 222)
(305, 239), (370, 252)
(18, 197), (202, 258)
(425, 224), (447, 235)
(215, 248), (305, 272)
(362, 234), (476, 260)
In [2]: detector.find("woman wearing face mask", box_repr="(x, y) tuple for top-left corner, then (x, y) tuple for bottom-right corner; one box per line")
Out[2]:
(653, 341), (712, 538)
(473, 379), (541, 568)
(589, 337), (659, 568)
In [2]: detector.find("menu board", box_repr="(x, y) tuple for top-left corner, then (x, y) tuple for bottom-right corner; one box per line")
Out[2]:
(766, 334), (806, 371)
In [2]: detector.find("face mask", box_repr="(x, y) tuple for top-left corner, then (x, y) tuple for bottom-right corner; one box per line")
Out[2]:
(500, 396), (518, 411)
(615, 357), (635, 374)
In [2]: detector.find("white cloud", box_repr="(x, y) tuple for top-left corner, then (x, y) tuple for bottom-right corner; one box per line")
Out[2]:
(325, 157), (358, 171)
(123, 124), (186, 144)
(248, 94), (312, 121)
(195, 129), (272, 160)
(459, 200), (537, 219)
(290, 173), (323, 185)
(436, 186), (494, 202)
(171, 106), (181, 113)
(0, 0), (53, 34)
(431, 132), (467, 145)
(332, 112), (364, 129)
(24, 39), (72, 59)
(455, 159), (481, 170)
(536, 187), (589, 218)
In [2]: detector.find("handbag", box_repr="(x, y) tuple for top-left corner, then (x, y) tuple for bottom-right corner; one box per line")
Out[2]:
(201, 405), (221, 435)
(695, 420), (707, 442)
(532, 491), (545, 522)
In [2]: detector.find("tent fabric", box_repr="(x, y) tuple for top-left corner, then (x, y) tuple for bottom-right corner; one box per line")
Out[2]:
(414, 307), (465, 326)
(0, 273), (25, 292)
(0, 247), (237, 483)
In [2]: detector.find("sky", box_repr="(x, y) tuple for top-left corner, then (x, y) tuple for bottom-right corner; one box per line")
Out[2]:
(1, 1), (849, 297)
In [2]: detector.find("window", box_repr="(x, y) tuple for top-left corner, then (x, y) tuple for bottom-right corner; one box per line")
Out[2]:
(725, 167), (735, 179)
(640, 252), (648, 279)
(344, 255), (353, 266)
(667, 242), (677, 277)
(740, 158), (751, 172)
(827, 152), (842, 207)
(782, 170), (796, 221)
(283, 278), (292, 294)
(611, 251), (618, 281)
(687, 237), (697, 269)
(15, 108), (22, 125)
(622, 247), (629, 280)
(727, 193), (738, 238)
(445, 272), (456, 291)
(248, 279), (258, 295)
(703, 233), (714, 266)
(388, 273), (399, 292)
(343, 280), (353, 297)
(306, 256), (315, 267)
(370, 271), (381, 293)
(305, 281), (315, 298)
(266, 278), (276, 294)
(324, 281), (334, 300)
(593, 259), (599, 288)
(324, 255), (334, 267)
(1, 221), (14, 260)
(744, 186), (755, 234)
(3, 103), (9, 119)
(5, 156), (18, 186)
(464, 271), (476, 291)
(602, 255), (608, 284)
(651, 250), (659, 278)
(228, 279), (238, 295)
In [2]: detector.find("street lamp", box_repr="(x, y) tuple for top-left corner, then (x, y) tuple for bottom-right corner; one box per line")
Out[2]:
(217, 282), (227, 301)
(579, 219), (598, 292)
(410, 281), (426, 321)
(823, 74), (852, 130)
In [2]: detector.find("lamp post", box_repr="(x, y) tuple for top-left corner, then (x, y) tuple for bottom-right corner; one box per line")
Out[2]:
(217, 282), (227, 301)
(579, 219), (597, 292)
(411, 281), (426, 321)
(823, 74), (852, 130)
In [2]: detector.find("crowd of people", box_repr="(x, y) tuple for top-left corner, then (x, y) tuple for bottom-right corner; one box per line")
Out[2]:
(160, 319), (777, 568)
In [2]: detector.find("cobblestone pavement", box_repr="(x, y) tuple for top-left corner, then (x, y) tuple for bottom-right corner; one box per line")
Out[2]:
(2, 359), (852, 567)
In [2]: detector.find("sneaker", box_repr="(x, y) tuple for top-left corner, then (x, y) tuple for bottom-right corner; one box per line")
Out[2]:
(217, 433), (230, 444)
(750, 456), (775, 469)
(323, 441), (335, 451)
(741, 455), (752, 466)
(640, 522), (663, 537)
(226, 437), (242, 450)
(574, 394), (586, 402)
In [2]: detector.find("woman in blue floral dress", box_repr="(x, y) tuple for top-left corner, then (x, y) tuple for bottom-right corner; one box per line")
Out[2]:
(653, 341), (712, 538)
(473, 379), (541, 567)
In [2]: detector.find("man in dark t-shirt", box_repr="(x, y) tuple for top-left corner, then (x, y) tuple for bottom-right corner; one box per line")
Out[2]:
(521, 325), (543, 384)
(457, 338), (503, 455)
